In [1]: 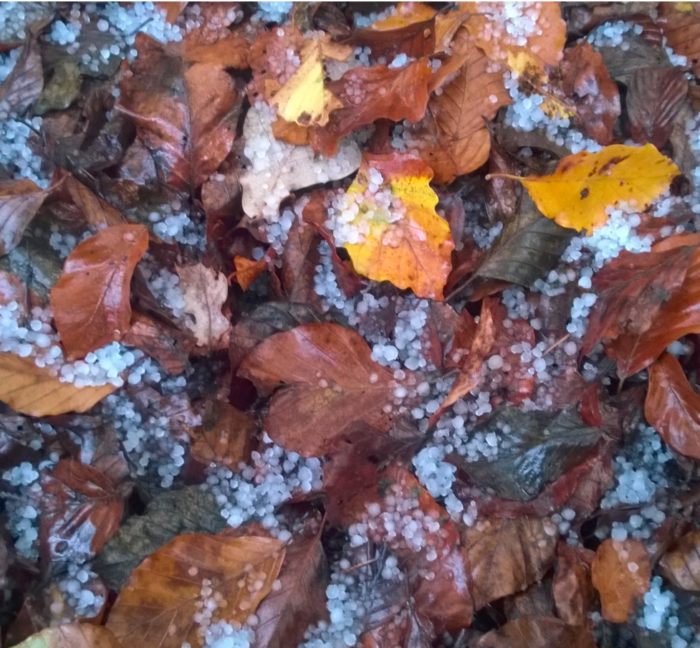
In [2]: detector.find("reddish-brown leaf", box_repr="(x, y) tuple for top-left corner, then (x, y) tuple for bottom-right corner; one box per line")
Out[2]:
(461, 516), (558, 611)
(239, 323), (398, 457)
(351, 15), (436, 60)
(64, 176), (128, 229)
(645, 352), (700, 460)
(0, 179), (48, 256)
(107, 533), (285, 648)
(552, 543), (596, 626)
(591, 538), (651, 623)
(476, 616), (597, 648)
(280, 218), (323, 310)
(660, 4), (700, 76)
(658, 529), (700, 591)
(0, 37), (43, 118)
(121, 312), (190, 376)
(40, 459), (124, 563)
(627, 66), (688, 149)
(50, 224), (149, 359)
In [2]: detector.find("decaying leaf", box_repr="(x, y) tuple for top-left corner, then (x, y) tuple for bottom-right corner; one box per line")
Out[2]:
(659, 529), (700, 591)
(341, 153), (454, 300)
(0, 37), (43, 118)
(107, 533), (285, 648)
(660, 3), (700, 75)
(12, 624), (123, 648)
(476, 616), (597, 648)
(188, 400), (255, 467)
(0, 179), (49, 257)
(233, 255), (268, 291)
(552, 543), (596, 626)
(50, 224), (149, 359)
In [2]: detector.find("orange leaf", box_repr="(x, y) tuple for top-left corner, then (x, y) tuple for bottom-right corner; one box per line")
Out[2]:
(107, 533), (285, 648)
(591, 538), (650, 622)
(233, 255), (268, 291)
(50, 224), (149, 360)
(370, 2), (437, 30)
(660, 3), (700, 75)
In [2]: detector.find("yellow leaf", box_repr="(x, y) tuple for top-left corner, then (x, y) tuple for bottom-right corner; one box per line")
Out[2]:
(490, 144), (680, 233)
(371, 2), (437, 30)
(0, 352), (115, 416)
(341, 154), (454, 300)
(270, 38), (347, 127)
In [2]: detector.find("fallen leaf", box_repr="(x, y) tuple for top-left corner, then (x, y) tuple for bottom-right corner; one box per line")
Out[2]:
(645, 352), (700, 460)
(121, 312), (190, 376)
(659, 529), (700, 591)
(233, 255), (268, 291)
(339, 153), (453, 300)
(116, 34), (241, 190)
(417, 27), (511, 184)
(64, 176), (128, 229)
(0, 37), (43, 119)
(476, 616), (597, 648)
(184, 30), (251, 68)
(50, 224), (149, 359)
(157, 1), (187, 24)
(349, 16), (436, 61)
(627, 66), (689, 149)
(659, 3), (700, 75)
(552, 543), (596, 626)
(238, 322), (397, 457)
(0, 268), (27, 306)
(40, 460), (124, 564)
(491, 144), (680, 232)
(12, 624), (122, 648)
(240, 103), (361, 220)
(33, 60), (82, 116)
(176, 263), (231, 349)
(0, 353), (115, 417)
(279, 217), (323, 309)
(462, 516), (558, 610)
(0, 179), (49, 256)
(106, 533), (285, 648)
(591, 538), (651, 623)
(560, 42), (621, 145)
(370, 2), (437, 30)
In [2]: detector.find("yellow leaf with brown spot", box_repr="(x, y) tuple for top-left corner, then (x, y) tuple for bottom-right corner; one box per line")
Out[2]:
(492, 144), (680, 233)
(342, 154), (454, 300)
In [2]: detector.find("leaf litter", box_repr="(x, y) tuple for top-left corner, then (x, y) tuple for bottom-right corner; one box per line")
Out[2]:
(2, 3), (700, 648)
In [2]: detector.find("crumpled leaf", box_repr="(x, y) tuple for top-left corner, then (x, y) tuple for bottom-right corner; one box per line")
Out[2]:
(645, 352), (700, 460)
(50, 224), (149, 359)
(591, 538), (651, 623)
(659, 529), (700, 591)
(238, 322), (397, 457)
(240, 103), (361, 219)
(627, 66), (688, 149)
(476, 616), (597, 648)
(552, 543), (596, 626)
(0, 37), (43, 119)
(106, 533), (285, 648)
(116, 34), (241, 190)
(560, 42), (620, 145)
(417, 27), (511, 184)
(493, 144), (680, 232)
(176, 263), (231, 349)
(0, 353), (115, 417)
(12, 624), (122, 648)
(0, 179), (49, 257)
(461, 516), (558, 610)
(452, 407), (602, 501)
(340, 153), (453, 300)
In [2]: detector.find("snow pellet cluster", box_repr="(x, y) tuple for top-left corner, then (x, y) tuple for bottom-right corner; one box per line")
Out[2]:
(1, 461), (43, 558)
(0, 2), (53, 42)
(150, 208), (205, 248)
(637, 577), (700, 648)
(140, 262), (188, 319)
(55, 562), (105, 619)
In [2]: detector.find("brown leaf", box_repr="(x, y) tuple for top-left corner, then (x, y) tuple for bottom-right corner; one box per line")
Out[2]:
(418, 28), (511, 184)
(0, 353), (115, 417)
(0, 37), (43, 118)
(50, 224), (149, 359)
(660, 4), (700, 76)
(659, 529), (700, 591)
(351, 16), (436, 60)
(280, 218), (323, 310)
(0, 179), (48, 256)
(121, 312), (190, 376)
(581, 244), (697, 356)
(627, 66), (688, 149)
(645, 352), (700, 460)
(176, 263), (231, 349)
(40, 459), (124, 563)
(560, 43), (620, 145)
(591, 538), (651, 623)
(476, 616), (597, 648)
(188, 400), (255, 468)
(552, 543), (596, 626)
(184, 31), (251, 68)
(107, 533), (285, 648)
(116, 34), (241, 190)
(64, 176), (128, 229)
(461, 516), (558, 610)
(251, 521), (328, 648)
(238, 323), (396, 457)
(12, 624), (123, 648)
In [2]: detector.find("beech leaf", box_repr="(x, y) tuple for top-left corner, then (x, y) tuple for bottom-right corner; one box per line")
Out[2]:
(476, 616), (597, 648)
(660, 3), (700, 76)
(106, 533), (285, 648)
(0, 179), (49, 256)
(659, 529), (700, 591)
(552, 543), (596, 626)
(13, 624), (123, 648)
(50, 224), (149, 360)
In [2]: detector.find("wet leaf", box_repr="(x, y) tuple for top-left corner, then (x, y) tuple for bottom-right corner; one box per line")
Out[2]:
(341, 153), (454, 300)
(64, 175), (128, 229)
(627, 66), (688, 149)
(50, 224), (149, 359)
(591, 538), (651, 623)
(121, 312), (190, 376)
(106, 533), (285, 648)
(13, 624), (122, 648)
(552, 543), (596, 626)
(0, 179), (49, 256)
(0, 37), (43, 118)
(0, 352), (115, 417)
(238, 322), (396, 457)
(476, 616), (597, 648)
(370, 2), (437, 31)
(660, 3), (700, 75)
(461, 516), (558, 610)
(493, 144), (680, 233)
(645, 352), (700, 460)
(659, 529), (700, 591)
(176, 263), (231, 349)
